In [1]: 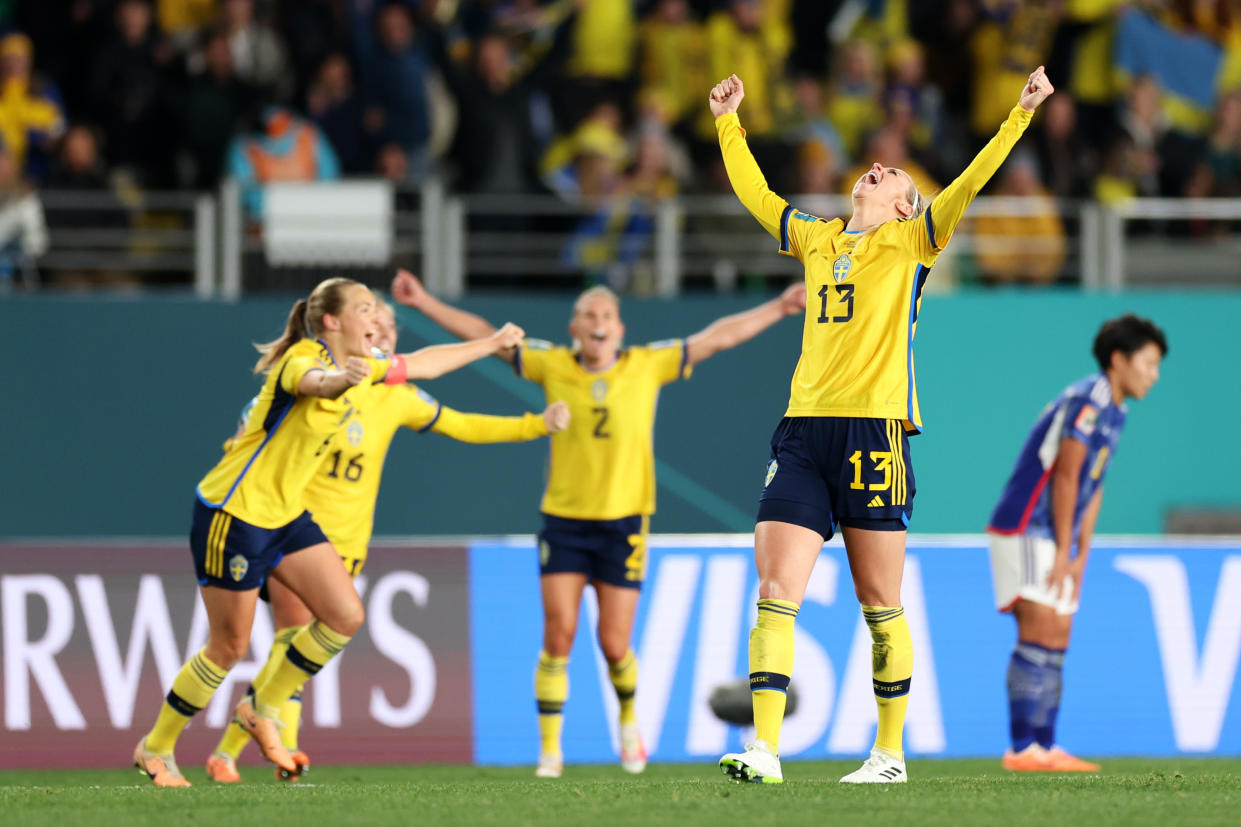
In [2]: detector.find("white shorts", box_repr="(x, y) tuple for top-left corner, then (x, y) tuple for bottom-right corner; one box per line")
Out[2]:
(987, 533), (1079, 616)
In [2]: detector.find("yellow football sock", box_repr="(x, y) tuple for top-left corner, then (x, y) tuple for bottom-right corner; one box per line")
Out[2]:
(609, 650), (638, 727)
(535, 651), (568, 757)
(863, 605), (913, 759)
(254, 620), (350, 715)
(144, 649), (226, 754)
(750, 598), (798, 753)
(214, 626), (301, 759)
(280, 691), (303, 751)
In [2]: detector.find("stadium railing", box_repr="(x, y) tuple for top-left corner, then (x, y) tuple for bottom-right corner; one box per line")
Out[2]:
(26, 183), (1241, 296)
(34, 189), (214, 295)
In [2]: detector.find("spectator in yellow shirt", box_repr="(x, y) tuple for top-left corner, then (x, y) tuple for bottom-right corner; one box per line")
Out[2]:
(973, 154), (1066, 286)
(638, 0), (707, 128)
(0, 33), (64, 179)
(700, 0), (785, 139)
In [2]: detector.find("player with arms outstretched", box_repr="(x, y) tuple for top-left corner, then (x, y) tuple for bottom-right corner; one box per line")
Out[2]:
(709, 67), (1054, 783)
(206, 298), (569, 782)
(394, 270), (804, 778)
(988, 314), (1165, 772)
(133, 277), (523, 787)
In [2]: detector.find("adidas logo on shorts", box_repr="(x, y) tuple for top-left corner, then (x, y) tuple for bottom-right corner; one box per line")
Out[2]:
(867, 495), (885, 508)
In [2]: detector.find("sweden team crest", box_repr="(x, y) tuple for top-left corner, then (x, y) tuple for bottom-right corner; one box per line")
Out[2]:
(228, 554), (249, 583)
(539, 539), (551, 566)
(832, 253), (852, 283)
(347, 419), (364, 446)
(765, 459), (778, 488)
(591, 379), (608, 403)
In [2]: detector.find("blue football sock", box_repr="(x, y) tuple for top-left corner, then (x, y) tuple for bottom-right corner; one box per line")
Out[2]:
(1007, 642), (1050, 752)
(1033, 648), (1065, 749)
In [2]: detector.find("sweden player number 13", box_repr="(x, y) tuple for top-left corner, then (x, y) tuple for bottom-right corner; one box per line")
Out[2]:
(816, 284), (855, 324)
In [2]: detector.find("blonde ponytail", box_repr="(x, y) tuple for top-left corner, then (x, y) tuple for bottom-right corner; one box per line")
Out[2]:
(254, 299), (309, 374)
(252, 277), (364, 374)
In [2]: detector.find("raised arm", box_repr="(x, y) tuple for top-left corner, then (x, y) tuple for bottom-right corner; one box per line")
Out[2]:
(391, 270), (516, 363)
(710, 74), (792, 240)
(686, 284), (805, 366)
(397, 323), (524, 380)
(925, 66), (1053, 249)
(430, 401), (570, 444)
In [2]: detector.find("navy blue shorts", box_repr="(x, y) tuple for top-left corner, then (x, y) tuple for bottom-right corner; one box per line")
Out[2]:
(189, 497), (328, 591)
(757, 417), (915, 541)
(538, 513), (648, 589)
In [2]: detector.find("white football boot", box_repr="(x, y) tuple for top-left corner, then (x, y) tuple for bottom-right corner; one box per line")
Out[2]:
(619, 723), (647, 774)
(719, 740), (783, 784)
(535, 752), (563, 778)
(839, 748), (907, 783)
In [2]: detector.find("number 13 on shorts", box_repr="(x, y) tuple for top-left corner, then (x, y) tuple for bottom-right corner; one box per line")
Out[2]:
(848, 449), (892, 491)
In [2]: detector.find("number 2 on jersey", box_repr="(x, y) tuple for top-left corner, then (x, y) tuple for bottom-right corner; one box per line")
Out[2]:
(817, 284), (855, 324)
(592, 406), (611, 438)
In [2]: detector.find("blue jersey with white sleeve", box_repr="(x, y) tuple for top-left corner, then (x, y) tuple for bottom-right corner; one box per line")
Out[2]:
(988, 374), (1126, 541)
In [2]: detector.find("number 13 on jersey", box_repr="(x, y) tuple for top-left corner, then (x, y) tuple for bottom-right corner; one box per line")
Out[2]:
(817, 284), (855, 324)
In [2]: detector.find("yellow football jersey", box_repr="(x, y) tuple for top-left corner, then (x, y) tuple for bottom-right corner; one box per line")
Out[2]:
(303, 383), (548, 562)
(517, 340), (691, 520)
(197, 338), (390, 528)
(717, 104), (1033, 432)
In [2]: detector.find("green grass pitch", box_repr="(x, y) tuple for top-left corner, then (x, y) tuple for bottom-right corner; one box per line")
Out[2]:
(2, 759), (1239, 827)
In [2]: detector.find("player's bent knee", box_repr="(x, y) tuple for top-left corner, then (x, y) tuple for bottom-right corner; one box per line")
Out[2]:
(543, 628), (575, 657)
(206, 634), (250, 669)
(324, 595), (365, 637)
(597, 634), (629, 664)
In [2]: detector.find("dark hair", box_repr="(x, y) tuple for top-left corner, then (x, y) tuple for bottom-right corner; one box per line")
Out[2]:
(253, 277), (364, 373)
(1092, 313), (1168, 372)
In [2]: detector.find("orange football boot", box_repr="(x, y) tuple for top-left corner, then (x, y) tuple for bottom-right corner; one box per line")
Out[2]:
(1001, 743), (1053, 771)
(234, 695), (298, 774)
(206, 752), (242, 783)
(276, 750), (311, 782)
(1046, 747), (1101, 772)
(133, 739), (192, 787)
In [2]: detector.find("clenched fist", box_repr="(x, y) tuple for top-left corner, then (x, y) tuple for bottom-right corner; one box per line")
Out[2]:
(1019, 66), (1055, 113)
(543, 401), (571, 433)
(391, 269), (427, 309)
(344, 356), (370, 386)
(492, 322), (525, 351)
(779, 283), (807, 315)
(709, 74), (745, 118)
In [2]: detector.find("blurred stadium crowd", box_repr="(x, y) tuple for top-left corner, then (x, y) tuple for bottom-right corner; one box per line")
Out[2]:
(1, 0), (1240, 287)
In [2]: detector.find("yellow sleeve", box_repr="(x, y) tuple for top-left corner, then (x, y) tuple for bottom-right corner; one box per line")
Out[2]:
(396, 385), (443, 432)
(715, 112), (822, 260)
(907, 104), (1034, 264)
(430, 407), (549, 444)
(514, 339), (555, 384)
(639, 340), (692, 385)
(278, 353), (325, 394)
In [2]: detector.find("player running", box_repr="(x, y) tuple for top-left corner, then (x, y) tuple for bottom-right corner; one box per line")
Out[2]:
(134, 277), (522, 787)
(988, 314), (1166, 773)
(393, 269), (804, 778)
(709, 67), (1054, 784)
(206, 297), (569, 783)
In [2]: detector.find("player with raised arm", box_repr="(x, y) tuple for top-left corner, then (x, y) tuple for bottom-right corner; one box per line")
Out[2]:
(988, 314), (1165, 773)
(206, 298), (569, 783)
(393, 269), (804, 778)
(708, 67), (1054, 784)
(133, 277), (523, 787)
